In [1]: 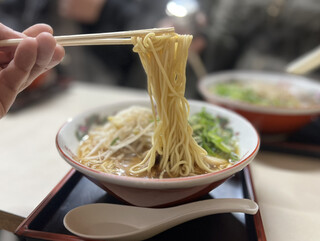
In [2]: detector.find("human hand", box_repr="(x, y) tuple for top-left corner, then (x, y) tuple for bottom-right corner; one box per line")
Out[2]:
(0, 23), (65, 118)
(58, 0), (106, 24)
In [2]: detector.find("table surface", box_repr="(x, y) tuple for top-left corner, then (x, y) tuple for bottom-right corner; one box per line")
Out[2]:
(0, 81), (319, 241)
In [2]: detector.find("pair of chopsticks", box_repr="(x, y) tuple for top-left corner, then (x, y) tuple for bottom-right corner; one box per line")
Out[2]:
(286, 45), (320, 75)
(0, 27), (175, 47)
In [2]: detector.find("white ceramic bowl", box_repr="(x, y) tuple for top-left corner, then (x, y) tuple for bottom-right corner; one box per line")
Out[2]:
(198, 71), (320, 134)
(56, 99), (260, 207)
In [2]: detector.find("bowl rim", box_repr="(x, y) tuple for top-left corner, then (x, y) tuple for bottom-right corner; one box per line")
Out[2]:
(198, 70), (320, 115)
(56, 99), (260, 189)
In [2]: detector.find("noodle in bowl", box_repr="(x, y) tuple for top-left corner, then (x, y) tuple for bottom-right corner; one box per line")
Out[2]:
(56, 99), (260, 207)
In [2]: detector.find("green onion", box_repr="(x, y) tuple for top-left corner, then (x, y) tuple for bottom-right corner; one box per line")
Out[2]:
(189, 108), (239, 162)
(110, 137), (119, 146)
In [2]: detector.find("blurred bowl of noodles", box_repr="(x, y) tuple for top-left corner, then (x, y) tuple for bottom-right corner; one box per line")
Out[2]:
(56, 99), (259, 207)
(198, 70), (320, 134)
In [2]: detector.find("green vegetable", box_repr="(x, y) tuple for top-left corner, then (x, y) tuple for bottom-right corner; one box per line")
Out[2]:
(211, 81), (301, 108)
(212, 82), (264, 105)
(189, 109), (239, 162)
(110, 137), (119, 146)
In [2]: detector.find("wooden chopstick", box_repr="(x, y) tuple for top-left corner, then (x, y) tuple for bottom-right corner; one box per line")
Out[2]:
(0, 37), (133, 47)
(286, 45), (320, 75)
(0, 27), (175, 47)
(58, 38), (132, 47)
(55, 27), (174, 41)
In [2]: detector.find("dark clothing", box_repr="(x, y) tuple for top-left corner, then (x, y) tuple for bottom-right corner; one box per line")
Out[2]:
(80, 0), (169, 89)
(79, 0), (320, 97)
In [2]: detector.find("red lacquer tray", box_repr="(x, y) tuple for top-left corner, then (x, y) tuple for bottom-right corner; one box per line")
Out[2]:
(15, 166), (266, 241)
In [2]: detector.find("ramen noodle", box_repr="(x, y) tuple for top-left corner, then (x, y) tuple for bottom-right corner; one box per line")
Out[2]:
(78, 32), (238, 178)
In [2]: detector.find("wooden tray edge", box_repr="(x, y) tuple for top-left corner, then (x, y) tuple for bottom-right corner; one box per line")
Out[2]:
(244, 165), (267, 241)
(14, 168), (83, 241)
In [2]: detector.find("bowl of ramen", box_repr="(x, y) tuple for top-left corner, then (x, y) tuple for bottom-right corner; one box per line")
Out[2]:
(56, 99), (260, 207)
(198, 71), (320, 133)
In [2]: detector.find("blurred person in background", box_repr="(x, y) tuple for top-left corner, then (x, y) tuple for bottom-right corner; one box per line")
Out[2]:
(159, 0), (320, 76)
(58, 0), (205, 97)
(58, 0), (168, 90)
(3, 0), (318, 100)
(58, 0), (320, 97)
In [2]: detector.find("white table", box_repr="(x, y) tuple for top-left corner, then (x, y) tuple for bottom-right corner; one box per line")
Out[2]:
(0, 82), (147, 219)
(0, 81), (319, 241)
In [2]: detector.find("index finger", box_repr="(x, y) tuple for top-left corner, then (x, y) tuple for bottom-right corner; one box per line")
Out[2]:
(0, 23), (23, 40)
(23, 24), (54, 37)
(0, 24), (24, 65)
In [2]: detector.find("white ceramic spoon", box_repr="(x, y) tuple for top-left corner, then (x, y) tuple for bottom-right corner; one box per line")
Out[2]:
(64, 198), (258, 241)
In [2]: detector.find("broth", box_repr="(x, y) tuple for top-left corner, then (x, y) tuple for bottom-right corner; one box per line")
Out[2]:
(77, 107), (239, 178)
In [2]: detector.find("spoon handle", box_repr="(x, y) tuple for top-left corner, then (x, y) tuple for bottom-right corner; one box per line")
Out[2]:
(156, 198), (258, 227)
(172, 198), (258, 215)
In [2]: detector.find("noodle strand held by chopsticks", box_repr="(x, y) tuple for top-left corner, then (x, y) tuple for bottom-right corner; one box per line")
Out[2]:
(130, 33), (212, 177)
